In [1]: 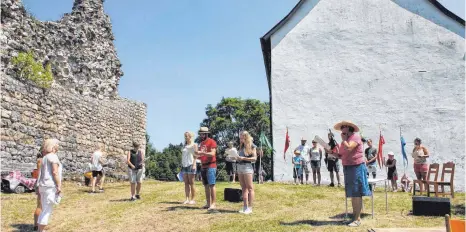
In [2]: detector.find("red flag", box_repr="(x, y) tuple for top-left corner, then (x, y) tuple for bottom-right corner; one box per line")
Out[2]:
(284, 127), (290, 160)
(377, 132), (385, 168)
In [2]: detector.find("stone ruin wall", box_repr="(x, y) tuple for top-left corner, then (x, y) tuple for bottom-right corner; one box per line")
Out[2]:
(0, 0), (147, 178)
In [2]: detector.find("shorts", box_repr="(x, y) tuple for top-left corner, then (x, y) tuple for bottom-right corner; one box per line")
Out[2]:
(367, 164), (377, 174)
(128, 168), (143, 183)
(237, 163), (254, 174)
(327, 159), (340, 172)
(92, 170), (103, 177)
(293, 167), (303, 178)
(303, 163), (310, 175)
(388, 169), (398, 180)
(414, 163), (428, 173)
(226, 162), (237, 175)
(201, 168), (216, 185)
(181, 166), (196, 175)
(310, 160), (321, 169)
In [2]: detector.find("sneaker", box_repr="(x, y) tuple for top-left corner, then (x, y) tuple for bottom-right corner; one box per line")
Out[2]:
(393, 189), (398, 193)
(130, 196), (136, 201)
(135, 195), (141, 200)
(188, 200), (196, 205)
(329, 183), (335, 187)
(183, 200), (190, 204)
(338, 183), (342, 187)
(202, 205), (209, 209)
(99, 188), (104, 193)
(238, 208), (245, 213)
(243, 208), (253, 214)
(348, 220), (361, 227)
(33, 226), (38, 231)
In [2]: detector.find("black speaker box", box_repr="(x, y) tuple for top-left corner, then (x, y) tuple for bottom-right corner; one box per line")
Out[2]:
(224, 188), (242, 202)
(412, 196), (450, 216)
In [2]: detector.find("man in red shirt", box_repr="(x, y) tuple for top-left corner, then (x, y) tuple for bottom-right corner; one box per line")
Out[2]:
(196, 127), (218, 210)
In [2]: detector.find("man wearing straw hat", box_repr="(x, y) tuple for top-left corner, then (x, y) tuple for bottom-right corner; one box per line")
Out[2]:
(196, 127), (218, 211)
(325, 121), (371, 227)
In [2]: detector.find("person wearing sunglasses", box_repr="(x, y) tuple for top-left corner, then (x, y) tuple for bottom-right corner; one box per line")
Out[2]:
(325, 121), (370, 227)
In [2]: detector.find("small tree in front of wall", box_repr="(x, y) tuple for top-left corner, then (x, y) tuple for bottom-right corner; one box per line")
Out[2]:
(11, 51), (53, 89)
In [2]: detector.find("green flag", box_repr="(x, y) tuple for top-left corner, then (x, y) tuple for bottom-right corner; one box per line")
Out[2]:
(259, 132), (273, 151)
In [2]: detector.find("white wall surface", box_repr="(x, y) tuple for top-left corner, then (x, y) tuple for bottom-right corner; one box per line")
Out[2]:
(270, 0), (465, 190)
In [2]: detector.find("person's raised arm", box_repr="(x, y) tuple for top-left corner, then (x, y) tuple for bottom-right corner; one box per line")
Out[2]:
(422, 146), (429, 157)
(343, 140), (358, 151)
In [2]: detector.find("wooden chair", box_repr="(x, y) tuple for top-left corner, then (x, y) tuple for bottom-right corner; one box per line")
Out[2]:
(445, 214), (465, 232)
(427, 162), (455, 198)
(413, 163), (439, 196)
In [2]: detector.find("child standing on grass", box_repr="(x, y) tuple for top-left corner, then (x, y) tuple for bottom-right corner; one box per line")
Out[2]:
(386, 152), (398, 192)
(292, 151), (304, 185)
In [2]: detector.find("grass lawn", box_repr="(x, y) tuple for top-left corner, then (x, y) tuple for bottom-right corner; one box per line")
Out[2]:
(1, 180), (464, 232)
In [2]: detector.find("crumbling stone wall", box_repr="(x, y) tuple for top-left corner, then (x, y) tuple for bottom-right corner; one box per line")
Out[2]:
(1, 0), (122, 99)
(0, 0), (147, 176)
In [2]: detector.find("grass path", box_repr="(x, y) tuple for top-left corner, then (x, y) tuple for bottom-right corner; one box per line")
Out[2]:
(1, 180), (464, 232)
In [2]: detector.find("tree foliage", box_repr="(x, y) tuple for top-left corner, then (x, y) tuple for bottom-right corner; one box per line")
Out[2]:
(200, 97), (272, 180)
(144, 97), (274, 181)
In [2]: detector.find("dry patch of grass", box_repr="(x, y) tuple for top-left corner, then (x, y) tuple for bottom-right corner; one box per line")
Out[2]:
(1, 180), (464, 232)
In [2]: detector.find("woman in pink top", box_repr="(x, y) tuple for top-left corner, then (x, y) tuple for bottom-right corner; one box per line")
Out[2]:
(325, 121), (370, 227)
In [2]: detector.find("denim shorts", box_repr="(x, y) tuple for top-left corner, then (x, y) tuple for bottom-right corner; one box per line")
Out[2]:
(201, 168), (216, 185)
(181, 166), (196, 175)
(237, 163), (254, 174)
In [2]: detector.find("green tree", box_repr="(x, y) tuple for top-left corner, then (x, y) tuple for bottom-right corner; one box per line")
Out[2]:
(199, 97), (273, 181)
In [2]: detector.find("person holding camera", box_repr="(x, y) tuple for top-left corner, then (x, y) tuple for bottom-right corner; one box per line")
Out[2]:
(127, 141), (145, 201)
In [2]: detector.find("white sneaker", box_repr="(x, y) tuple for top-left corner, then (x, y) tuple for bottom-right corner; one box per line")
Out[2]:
(188, 200), (196, 205)
(183, 200), (189, 204)
(243, 208), (253, 214)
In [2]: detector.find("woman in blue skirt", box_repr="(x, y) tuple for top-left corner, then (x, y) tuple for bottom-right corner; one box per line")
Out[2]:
(325, 121), (371, 227)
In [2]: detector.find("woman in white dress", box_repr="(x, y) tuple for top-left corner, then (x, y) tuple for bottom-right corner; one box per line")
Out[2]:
(181, 131), (198, 204)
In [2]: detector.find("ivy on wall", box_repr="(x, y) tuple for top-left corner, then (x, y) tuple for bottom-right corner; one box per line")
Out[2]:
(11, 51), (53, 89)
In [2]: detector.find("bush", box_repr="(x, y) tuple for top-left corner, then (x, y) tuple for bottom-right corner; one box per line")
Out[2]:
(11, 51), (53, 88)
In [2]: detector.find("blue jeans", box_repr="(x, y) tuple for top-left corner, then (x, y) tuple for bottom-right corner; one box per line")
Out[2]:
(181, 166), (196, 175)
(201, 168), (216, 185)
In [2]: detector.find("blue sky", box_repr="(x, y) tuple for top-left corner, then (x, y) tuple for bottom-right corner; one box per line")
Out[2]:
(23, 0), (464, 150)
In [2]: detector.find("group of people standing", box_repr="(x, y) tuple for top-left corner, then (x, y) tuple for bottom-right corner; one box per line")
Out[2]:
(180, 127), (258, 214)
(293, 120), (431, 227)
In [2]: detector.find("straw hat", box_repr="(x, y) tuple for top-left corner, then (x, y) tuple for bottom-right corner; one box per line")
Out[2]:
(388, 151), (394, 156)
(333, 120), (360, 132)
(198, 127), (210, 134)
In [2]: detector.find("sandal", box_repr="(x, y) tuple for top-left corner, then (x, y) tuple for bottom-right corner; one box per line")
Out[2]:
(348, 220), (361, 227)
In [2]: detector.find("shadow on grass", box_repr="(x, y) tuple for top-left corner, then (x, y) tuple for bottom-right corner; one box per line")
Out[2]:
(109, 198), (133, 202)
(453, 204), (465, 216)
(159, 201), (181, 205)
(164, 206), (198, 211)
(280, 220), (346, 226)
(10, 223), (34, 232)
(329, 212), (372, 219)
(203, 209), (238, 214)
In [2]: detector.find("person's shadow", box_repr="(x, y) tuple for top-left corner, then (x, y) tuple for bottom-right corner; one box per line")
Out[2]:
(10, 224), (34, 232)
(280, 213), (372, 227)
